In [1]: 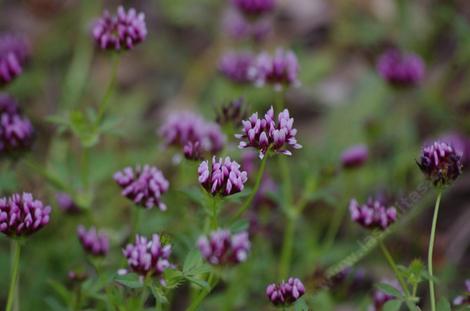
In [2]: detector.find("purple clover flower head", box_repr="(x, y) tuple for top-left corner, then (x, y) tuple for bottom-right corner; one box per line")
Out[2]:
(236, 106), (302, 159)
(377, 49), (425, 87)
(232, 0), (275, 17)
(218, 51), (255, 84)
(223, 10), (271, 42)
(123, 234), (172, 277)
(114, 165), (169, 210)
(198, 156), (248, 196)
(251, 49), (300, 91)
(77, 225), (110, 257)
(341, 144), (369, 169)
(0, 94), (34, 157)
(183, 141), (203, 161)
(372, 279), (401, 311)
(92, 6), (147, 51)
(453, 280), (470, 306)
(349, 197), (397, 230)
(0, 193), (51, 237)
(197, 229), (250, 265)
(55, 192), (81, 214)
(438, 132), (470, 165)
(266, 277), (305, 307)
(0, 34), (30, 85)
(216, 97), (248, 126)
(159, 111), (225, 159)
(417, 141), (463, 187)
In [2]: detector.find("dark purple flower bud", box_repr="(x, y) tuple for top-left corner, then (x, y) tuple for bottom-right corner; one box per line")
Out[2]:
(219, 51), (255, 84)
(250, 49), (300, 91)
(349, 197), (397, 230)
(159, 111), (225, 157)
(372, 279), (401, 311)
(198, 156), (248, 196)
(341, 144), (369, 169)
(216, 97), (248, 126)
(0, 193), (51, 237)
(417, 141), (463, 187)
(114, 165), (169, 210)
(266, 277), (305, 306)
(437, 132), (470, 165)
(92, 6), (147, 51)
(453, 280), (470, 306)
(55, 192), (81, 214)
(0, 94), (34, 157)
(223, 10), (271, 42)
(77, 225), (109, 257)
(123, 234), (172, 277)
(377, 49), (425, 87)
(232, 0), (275, 17)
(236, 106), (302, 159)
(0, 34), (30, 86)
(198, 229), (250, 265)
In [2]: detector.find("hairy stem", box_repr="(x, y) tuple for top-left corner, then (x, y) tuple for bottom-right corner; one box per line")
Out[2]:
(428, 191), (441, 311)
(6, 240), (21, 311)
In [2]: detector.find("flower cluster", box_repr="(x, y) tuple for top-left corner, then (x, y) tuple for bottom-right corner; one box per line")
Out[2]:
(0, 94), (34, 157)
(341, 144), (369, 169)
(55, 192), (81, 214)
(232, 0), (275, 17)
(223, 10), (271, 42)
(0, 33), (29, 85)
(349, 197), (397, 230)
(92, 6), (147, 51)
(198, 229), (250, 265)
(123, 234), (172, 277)
(438, 132), (470, 165)
(371, 280), (401, 311)
(114, 165), (169, 210)
(77, 225), (110, 257)
(218, 52), (255, 84)
(236, 106), (302, 159)
(417, 141), (463, 186)
(0, 193), (51, 237)
(198, 157), (248, 196)
(215, 97), (248, 126)
(453, 280), (470, 306)
(377, 49), (425, 87)
(266, 277), (305, 307)
(250, 49), (300, 90)
(159, 111), (225, 160)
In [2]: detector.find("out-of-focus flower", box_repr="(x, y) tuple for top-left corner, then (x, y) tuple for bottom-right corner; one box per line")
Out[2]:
(236, 106), (302, 159)
(68, 271), (88, 284)
(0, 34), (30, 85)
(92, 6), (147, 51)
(377, 49), (425, 87)
(216, 97), (248, 126)
(0, 94), (34, 157)
(371, 279), (401, 311)
(159, 111), (225, 159)
(114, 165), (169, 210)
(55, 192), (81, 214)
(0, 193), (51, 237)
(198, 156), (248, 196)
(341, 144), (369, 169)
(232, 0), (275, 18)
(183, 141), (202, 161)
(453, 280), (470, 306)
(223, 10), (271, 42)
(250, 49), (300, 91)
(123, 234), (172, 277)
(218, 52), (255, 84)
(198, 229), (250, 265)
(349, 197), (397, 230)
(266, 277), (305, 307)
(417, 141), (463, 187)
(77, 225), (109, 257)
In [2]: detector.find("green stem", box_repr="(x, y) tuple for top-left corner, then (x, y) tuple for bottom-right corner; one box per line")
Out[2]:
(231, 154), (268, 221)
(428, 191), (441, 311)
(379, 241), (410, 297)
(97, 53), (120, 124)
(323, 203), (348, 251)
(279, 215), (296, 279)
(131, 207), (142, 238)
(186, 273), (218, 311)
(6, 240), (21, 311)
(210, 197), (220, 230)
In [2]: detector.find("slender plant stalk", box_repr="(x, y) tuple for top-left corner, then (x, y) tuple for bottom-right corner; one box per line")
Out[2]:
(379, 241), (410, 297)
(97, 53), (120, 124)
(210, 197), (220, 230)
(6, 240), (21, 311)
(279, 215), (296, 279)
(130, 207), (142, 238)
(186, 273), (218, 311)
(427, 190), (442, 311)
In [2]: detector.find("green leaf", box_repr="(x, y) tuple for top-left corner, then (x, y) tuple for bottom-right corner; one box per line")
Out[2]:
(183, 250), (202, 273)
(47, 279), (72, 304)
(383, 300), (402, 311)
(229, 219), (249, 233)
(185, 276), (210, 290)
(163, 269), (184, 289)
(436, 298), (451, 311)
(293, 298), (309, 311)
(376, 283), (404, 299)
(149, 286), (168, 305)
(113, 273), (143, 289)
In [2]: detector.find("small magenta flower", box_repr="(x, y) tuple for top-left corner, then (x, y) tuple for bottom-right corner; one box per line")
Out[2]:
(198, 156), (248, 196)
(77, 225), (109, 257)
(114, 165), (169, 210)
(0, 193), (51, 237)
(236, 106), (302, 159)
(372, 279), (401, 311)
(218, 51), (255, 84)
(55, 192), (81, 214)
(251, 49), (300, 91)
(0, 34), (30, 85)
(0, 94), (34, 157)
(417, 141), (463, 186)
(123, 234), (172, 277)
(232, 0), (275, 17)
(266, 277), (305, 307)
(92, 6), (147, 51)
(349, 197), (397, 230)
(216, 97), (248, 126)
(198, 229), (250, 265)
(341, 144), (369, 169)
(453, 280), (470, 306)
(377, 49), (425, 87)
